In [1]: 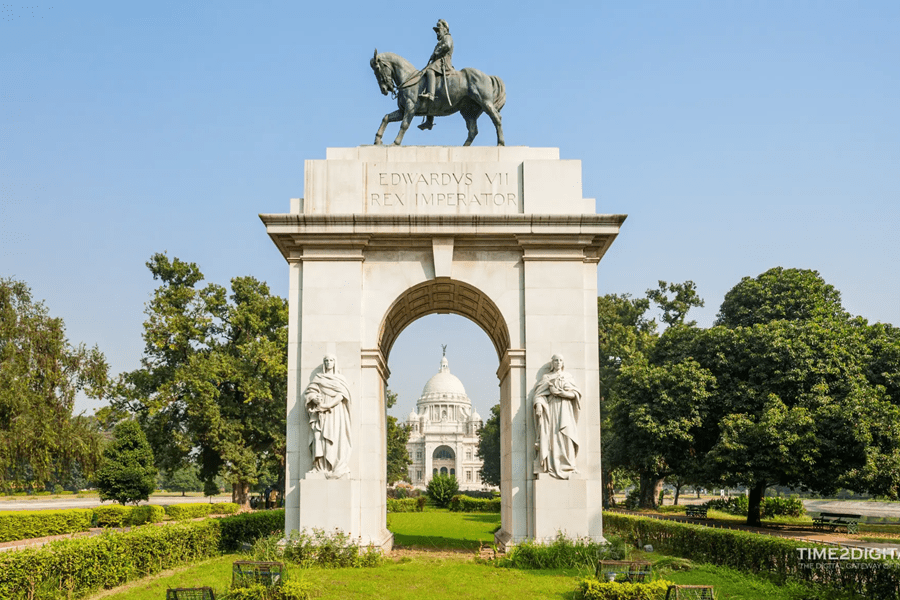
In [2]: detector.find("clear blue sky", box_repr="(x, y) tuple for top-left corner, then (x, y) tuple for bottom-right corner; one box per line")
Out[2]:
(2, 2), (898, 421)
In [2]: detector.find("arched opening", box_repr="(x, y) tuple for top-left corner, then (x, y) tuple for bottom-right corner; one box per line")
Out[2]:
(378, 278), (510, 362)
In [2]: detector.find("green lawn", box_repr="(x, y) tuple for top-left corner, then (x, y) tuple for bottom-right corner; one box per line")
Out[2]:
(387, 508), (500, 549)
(88, 510), (840, 600)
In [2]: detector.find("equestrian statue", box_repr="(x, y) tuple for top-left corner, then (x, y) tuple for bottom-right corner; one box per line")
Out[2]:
(370, 19), (506, 146)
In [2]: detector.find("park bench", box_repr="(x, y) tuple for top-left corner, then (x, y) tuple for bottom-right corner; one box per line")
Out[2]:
(685, 506), (708, 519)
(812, 512), (861, 534)
(166, 588), (215, 600)
(666, 584), (716, 599)
(232, 560), (284, 588)
(595, 560), (652, 582)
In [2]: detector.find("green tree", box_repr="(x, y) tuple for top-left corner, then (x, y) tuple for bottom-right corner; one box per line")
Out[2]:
(95, 420), (157, 505)
(686, 268), (900, 526)
(600, 283), (705, 509)
(0, 278), (108, 492)
(385, 389), (412, 484)
(115, 254), (288, 510)
(476, 403), (501, 487)
(163, 466), (203, 496)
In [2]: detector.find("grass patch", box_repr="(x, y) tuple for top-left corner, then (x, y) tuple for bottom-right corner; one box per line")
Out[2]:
(89, 554), (241, 600)
(387, 508), (500, 550)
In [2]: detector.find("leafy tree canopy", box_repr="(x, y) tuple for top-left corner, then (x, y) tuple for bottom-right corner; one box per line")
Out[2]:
(0, 278), (108, 491)
(115, 254), (288, 509)
(477, 403), (501, 488)
(386, 389), (412, 485)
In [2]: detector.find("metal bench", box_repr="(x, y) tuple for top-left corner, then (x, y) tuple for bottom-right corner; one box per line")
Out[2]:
(685, 506), (708, 518)
(232, 561), (284, 588)
(812, 512), (861, 534)
(595, 560), (652, 582)
(166, 588), (215, 600)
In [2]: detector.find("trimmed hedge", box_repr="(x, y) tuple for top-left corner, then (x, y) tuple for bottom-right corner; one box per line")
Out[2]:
(386, 498), (423, 512)
(212, 502), (240, 515)
(0, 509), (93, 543)
(0, 509), (285, 599)
(577, 578), (672, 600)
(129, 505), (166, 525)
(93, 505), (132, 528)
(166, 502), (213, 520)
(603, 512), (900, 599)
(449, 494), (501, 513)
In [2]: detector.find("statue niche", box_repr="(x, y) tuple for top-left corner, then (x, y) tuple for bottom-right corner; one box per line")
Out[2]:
(531, 354), (581, 480)
(304, 354), (352, 479)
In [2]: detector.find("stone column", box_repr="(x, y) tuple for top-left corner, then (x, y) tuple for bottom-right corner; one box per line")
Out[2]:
(495, 348), (527, 548)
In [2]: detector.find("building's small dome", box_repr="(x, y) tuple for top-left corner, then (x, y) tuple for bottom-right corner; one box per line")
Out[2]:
(469, 409), (482, 422)
(419, 355), (468, 400)
(408, 410), (418, 422)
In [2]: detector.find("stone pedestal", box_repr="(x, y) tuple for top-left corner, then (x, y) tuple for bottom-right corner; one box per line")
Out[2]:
(262, 146), (624, 553)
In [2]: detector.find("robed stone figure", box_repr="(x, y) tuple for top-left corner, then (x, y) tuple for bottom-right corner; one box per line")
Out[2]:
(304, 355), (352, 479)
(531, 355), (581, 479)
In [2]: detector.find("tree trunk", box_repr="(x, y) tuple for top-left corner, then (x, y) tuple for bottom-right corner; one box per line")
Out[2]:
(232, 481), (251, 511)
(746, 481), (766, 527)
(602, 468), (616, 508)
(639, 473), (663, 509)
(673, 482), (682, 506)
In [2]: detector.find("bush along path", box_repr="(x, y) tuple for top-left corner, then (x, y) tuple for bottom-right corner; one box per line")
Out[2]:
(0, 502), (243, 552)
(0, 510), (284, 599)
(604, 512), (900, 600)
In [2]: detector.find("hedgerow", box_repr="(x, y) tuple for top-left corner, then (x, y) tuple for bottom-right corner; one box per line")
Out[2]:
(0, 509), (285, 599)
(166, 502), (214, 520)
(449, 494), (501, 513)
(0, 509), (93, 542)
(386, 498), (423, 512)
(603, 512), (900, 599)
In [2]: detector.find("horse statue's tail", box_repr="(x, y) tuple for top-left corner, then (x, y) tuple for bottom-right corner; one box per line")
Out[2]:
(491, 76), (506, 112)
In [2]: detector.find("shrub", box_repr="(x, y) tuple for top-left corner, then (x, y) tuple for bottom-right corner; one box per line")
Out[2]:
(416, 496), (427, 510)
(449, 494), (501, 513)
(499, 533), (622, 571)
(222, 579), (313, 600)
(703, 495), (748, 515)
(426, 474), (459, 508)
(623, 489), (640, 510)
(260, 528), (382, 569)
(603, 512), (900, 599)
(212, 502), (240, 515)
(761, 495), (805, 518)
(166, 503), (214, 520)
(386, 498), (421, 512)
(93, 505), (133, 528)
(128, 505), (165, 525)
(219, 509), (285, 553)
(0, 509), (93, 542)
(577, 578), (673, 600)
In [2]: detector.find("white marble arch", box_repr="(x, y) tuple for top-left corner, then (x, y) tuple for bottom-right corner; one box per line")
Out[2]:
(261, 146), (625, 551)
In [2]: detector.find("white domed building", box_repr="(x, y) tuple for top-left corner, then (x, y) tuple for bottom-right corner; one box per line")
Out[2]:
(405, 351), (488, 491)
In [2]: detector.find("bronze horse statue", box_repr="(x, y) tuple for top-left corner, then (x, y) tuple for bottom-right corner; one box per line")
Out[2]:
(370, 50), (506, 146)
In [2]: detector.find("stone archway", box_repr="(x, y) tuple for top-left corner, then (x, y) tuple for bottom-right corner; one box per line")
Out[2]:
(262, 145), (625, 551)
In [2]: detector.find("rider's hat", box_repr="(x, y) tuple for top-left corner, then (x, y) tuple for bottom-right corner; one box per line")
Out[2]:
(433, 19), (449, 33)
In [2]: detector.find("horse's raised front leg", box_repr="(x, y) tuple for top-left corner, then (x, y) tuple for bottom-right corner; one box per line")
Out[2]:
(482, 102), (505, 146)
(392, 102), (418, 145)
(375, 109), (403, 145)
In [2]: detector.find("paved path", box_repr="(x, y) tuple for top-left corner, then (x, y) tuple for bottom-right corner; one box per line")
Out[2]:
(802, 499), (900, 519)
(0, 494), (233, 511)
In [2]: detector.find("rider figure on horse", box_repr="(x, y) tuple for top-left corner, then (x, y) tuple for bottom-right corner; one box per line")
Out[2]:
(418, 19), (453, 131)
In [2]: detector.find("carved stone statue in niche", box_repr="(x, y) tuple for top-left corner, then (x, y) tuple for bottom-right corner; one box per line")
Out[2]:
(304, 354), (352, 479)
(531, 354), (581, 479)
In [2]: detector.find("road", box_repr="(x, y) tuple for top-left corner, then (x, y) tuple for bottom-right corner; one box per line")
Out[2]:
(0, 494), (234, 511)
